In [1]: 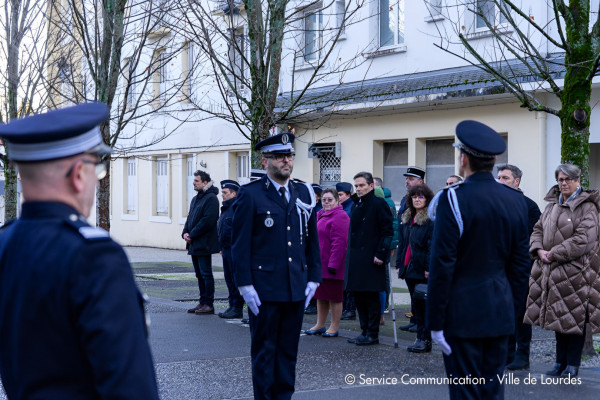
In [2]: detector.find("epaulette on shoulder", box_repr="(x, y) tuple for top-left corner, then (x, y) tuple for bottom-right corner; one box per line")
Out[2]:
(291, 178), (306, 184)
(64, 214), (110, 241)
(242, 178), (261, 186)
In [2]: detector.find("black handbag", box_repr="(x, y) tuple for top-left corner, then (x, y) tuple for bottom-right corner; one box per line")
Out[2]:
(413, 283), (428, 301)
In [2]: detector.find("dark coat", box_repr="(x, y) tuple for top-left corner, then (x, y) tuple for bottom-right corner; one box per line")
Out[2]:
(341, 197), (353, 217)
(182, 184), (220, 256)
(524, 194), (542, 236)
(231, 176), (322, 302)
(395, 209), (434, 280)
(383, 187), (399, 250)
(426, 172), (530, 338)
(0, 202), (158, 399)
(344, 189), (394, 292)
(218, 197), (236, 249)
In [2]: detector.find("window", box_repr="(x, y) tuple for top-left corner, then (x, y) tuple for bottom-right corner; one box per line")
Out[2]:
(383, 142), (408, 207)
(124, 58), (135, 110)
(126, 158), (138, 213)
(186, 157), (195, 214)
(476, 0), (507, 29)
(335, 0), (346, 34)
(153, 49), (167, 104)
(426, 139), (455, 192)
(184, 41), (195, 98)
(379, 0), (404, 47)
(237, 153), (250, 184)
(227, 31), (246, 87)
(156, 157), (169, 214)
(304, 10), (323, 62)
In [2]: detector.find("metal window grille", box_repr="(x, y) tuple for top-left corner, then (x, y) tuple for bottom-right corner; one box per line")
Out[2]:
(319, 152), (341, 188)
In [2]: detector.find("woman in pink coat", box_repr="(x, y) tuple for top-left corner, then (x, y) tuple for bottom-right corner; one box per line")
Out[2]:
(305, 188), (350, 337)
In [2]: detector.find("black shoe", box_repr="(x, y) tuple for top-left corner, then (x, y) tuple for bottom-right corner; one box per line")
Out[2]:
(304, 305), (317, 315)
(218, 307), (232, 317)
(545, 363), (566, 376)
(347, 334), (365, 344)
(219, 307), (243, 319)
(408, 339), (431, 353)
(407, 339), (422, 352)
(187, 303), (202, 313)
(341, 310), (356, 320)
(356, 335), (379, 346)
(506, 357), (530, 371)
(399, 322), (416, 331)
(408, 324), (418, 333)
(560, 365), (579, 377)
(241, 318), (250, 324)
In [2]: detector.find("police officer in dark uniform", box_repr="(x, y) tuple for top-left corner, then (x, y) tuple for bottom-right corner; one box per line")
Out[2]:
(427, 120), (530, 400)
(0, 103), (159, 399)
(218, 179), (244, 319)
(231, 132), (321, 400)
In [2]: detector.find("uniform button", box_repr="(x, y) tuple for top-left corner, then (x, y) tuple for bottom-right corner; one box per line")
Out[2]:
(287, 226), (291, 231)
(259, 266), (262, 269)
(69, 214), (78, 221)
(288, 242), (291, 246)
(288, 257), (292, 262)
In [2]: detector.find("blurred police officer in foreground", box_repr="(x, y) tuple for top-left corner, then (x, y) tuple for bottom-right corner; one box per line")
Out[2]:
(427, 120), (529, 400)
(218, 179), (244, 319)
(231, 132), (321, 400)
(0, 103), (159, 399)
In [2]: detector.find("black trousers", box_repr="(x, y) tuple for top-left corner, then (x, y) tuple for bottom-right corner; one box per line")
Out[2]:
(406, 278), (429, 341)
(354, 291), (381, 338)
(443, 335), (508, 400)
(556, 331), (585, 367)
(343, 290), (356, 312)
(249, 301), (304, 400)
(191, 255), (214, 306)
(221, 248), (243, 309)
(507, 312), (532, 363)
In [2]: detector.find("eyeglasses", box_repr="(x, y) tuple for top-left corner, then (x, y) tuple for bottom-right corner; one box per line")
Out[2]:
(411, 195), (425, 200)
(65, 158), (108, 180)
(322, 198), (336, 203)
(557, 177), (577, 184)
(266, 153), (295, 162)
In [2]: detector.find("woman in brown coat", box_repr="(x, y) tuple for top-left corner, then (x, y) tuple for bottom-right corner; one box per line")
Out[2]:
(524, 164), (600, 377)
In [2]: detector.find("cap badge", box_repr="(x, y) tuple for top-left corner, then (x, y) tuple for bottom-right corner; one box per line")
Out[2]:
(282, 134), (289, 145)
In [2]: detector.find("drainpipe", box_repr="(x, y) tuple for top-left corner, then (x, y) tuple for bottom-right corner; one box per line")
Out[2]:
(537, 111), (547, 203)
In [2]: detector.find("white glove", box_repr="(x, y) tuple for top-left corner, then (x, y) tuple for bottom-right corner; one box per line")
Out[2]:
(304, 281), (320, 308)
(431, 330), (452, 356)
(239, 285), (261, 316)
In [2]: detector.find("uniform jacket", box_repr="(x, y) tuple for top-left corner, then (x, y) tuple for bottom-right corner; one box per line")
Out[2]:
(344, 189), (394, 292)
(341, 197), (353, 217)
(524, 186), (600, 335)
(182, 183), (220, 256)
(317, 205), (350, 280)
(426, 172), (530, 338)
(383, 187), (399, 250)
(395, 209), (434, 280)
(218, 197), (236, 249)
(231, 176), (322, 302)
(0, 202), (158, 399)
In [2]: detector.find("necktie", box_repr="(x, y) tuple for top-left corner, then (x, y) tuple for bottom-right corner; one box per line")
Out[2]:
(279, 187), (288, 207)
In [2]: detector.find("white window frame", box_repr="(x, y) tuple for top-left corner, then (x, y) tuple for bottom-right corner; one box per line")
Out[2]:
(153, 49), (167, 105)
(303, 9), (323, 63)
(122, 157), (139, 220)
(335, 0), (346, 36)
(237, 152), (250, 184)
(378, 0), (404, 49)
(150, 156), (171, 223)
(184, 41), (195, 100)
(474, 0), (508, 31)
(227, 29), (247, 91)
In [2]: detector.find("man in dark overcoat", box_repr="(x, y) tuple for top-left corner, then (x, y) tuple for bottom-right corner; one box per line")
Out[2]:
(345, 171), (394, 345)
(0, 103), (158, 399)
(218, 179), (244, 319)
(427, 120), (530, 400)
(182, 170), (220, 315)
(231, 132), (321, 400)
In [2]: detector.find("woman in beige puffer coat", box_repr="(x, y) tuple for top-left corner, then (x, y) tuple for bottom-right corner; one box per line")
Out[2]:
(524, 164), (600, 378)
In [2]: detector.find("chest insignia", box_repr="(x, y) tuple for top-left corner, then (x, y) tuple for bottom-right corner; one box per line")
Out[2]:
(264, 211), (274, 228)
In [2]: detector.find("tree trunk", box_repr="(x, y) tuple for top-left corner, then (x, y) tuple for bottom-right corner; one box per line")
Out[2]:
(97, 123), (111, 230)
(3, 165), (18, 221)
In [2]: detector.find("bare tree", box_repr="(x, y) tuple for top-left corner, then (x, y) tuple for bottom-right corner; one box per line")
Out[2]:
(48, 0), (195, 230)
(429, 0), (599, 356)
(429, 0), (600, 186)
(0, 0), (49, 223)
(178, 0), (368, 165)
